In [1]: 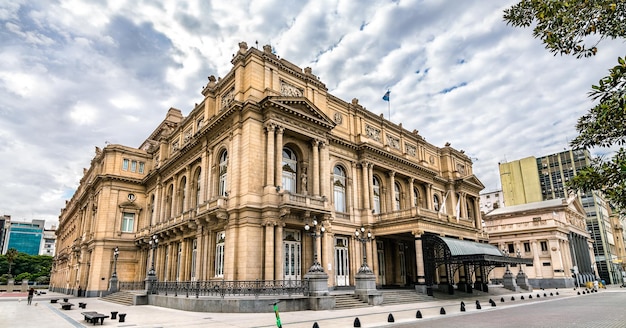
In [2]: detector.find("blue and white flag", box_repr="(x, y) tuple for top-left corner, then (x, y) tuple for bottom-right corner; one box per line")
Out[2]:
(382, 90), (390, 101)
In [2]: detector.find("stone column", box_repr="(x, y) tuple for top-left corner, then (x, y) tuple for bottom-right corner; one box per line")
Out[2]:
(274, 222), (284, 280)
(407, 178), (414, 207)
(426, 184), (433, 211)
(388, 171), (396, 210)
(311, 140), (320, 195)
(361, 162), (370, 211)
(265, 124), (275, 188)
(319, 141), (330, 198)
(264, 219), (275, 280)
(274, 126), (284, 187)
(413, 231), (427, 294)
(533, 241), (542, 278)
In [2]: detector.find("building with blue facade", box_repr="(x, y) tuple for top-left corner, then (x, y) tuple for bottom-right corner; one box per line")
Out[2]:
(4, 219), (45, 255)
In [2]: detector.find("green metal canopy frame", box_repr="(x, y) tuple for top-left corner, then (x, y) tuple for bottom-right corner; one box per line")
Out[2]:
(422, 234), (533, 295)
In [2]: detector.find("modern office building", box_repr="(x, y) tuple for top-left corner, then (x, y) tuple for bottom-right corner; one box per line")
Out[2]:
(484, 194), (596, 288)
(499, 149), (621, 284)
(51, 42), (520, 302)
(4, 219), (45, 255)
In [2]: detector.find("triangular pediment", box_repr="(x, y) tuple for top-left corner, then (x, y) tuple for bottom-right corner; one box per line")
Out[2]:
(457, 174), (485, 190)
(261, 97), (336, 130)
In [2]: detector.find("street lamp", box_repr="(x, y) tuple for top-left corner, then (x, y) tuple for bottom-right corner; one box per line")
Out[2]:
(502, 248), (511, 273)
(109, 246), (120, 293)
(112, 247), (120, 278)
(516, 248), (523, 272)
(148, 235), (159, 277)
(304, 218), (325, 273)
(354, 226), (374, 274)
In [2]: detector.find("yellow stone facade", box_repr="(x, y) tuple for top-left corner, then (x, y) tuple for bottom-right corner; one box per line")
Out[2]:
(51, 42), (486, 297)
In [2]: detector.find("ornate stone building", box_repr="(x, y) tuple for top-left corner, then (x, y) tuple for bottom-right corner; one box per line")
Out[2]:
(51, 42), (490, 299)
(484, 194), (596, 288)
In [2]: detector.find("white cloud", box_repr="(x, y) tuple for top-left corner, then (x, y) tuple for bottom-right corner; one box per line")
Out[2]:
(0, 0), (623, 226)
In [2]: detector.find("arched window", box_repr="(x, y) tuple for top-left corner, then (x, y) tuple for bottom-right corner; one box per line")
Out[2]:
(333, 165), (346, 213)
(179, 176), (187, 214)
(413, 188), (419, 208)
(433, 194), (440, 212)
(194, 168), (201, 207)
(373, 176), (381, 214)
(282, 147), (297, 193)
(394, 182), (401, 211)
(467, 197), (475, 220)
(219, 150), (228, 196)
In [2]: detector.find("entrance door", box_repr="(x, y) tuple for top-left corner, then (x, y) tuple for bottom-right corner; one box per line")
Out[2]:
(283, 230), (301, 282)
(399, 242), (406, 285)
(377, 240), (386, 285)
(334, 237), (349, 286)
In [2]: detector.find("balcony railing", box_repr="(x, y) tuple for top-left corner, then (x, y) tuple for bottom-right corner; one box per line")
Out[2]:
(139, 279), (309, 298)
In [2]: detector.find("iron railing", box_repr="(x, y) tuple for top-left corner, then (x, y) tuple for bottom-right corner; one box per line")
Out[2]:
(119, 281), (145, 291)
(144, 279), (309, 298)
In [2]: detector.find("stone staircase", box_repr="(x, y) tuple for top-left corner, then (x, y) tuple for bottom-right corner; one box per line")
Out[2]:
(99, 291), (137, 306)
(380, 290), (434, 305)
(334, 294), (370, 309)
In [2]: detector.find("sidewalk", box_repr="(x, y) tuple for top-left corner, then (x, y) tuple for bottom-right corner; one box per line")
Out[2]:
(0, 286), (619, 328)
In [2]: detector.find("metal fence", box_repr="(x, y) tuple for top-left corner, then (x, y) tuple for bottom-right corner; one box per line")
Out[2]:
(140, 279), (309, 298)
(119, 281), (145, 291)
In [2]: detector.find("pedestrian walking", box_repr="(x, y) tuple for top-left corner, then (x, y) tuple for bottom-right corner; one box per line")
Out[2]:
(27, 288), (35, 305)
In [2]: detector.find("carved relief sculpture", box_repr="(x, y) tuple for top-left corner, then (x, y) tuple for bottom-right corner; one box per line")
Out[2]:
(365, 125), (381, 141)
(280, 80), (303, 97)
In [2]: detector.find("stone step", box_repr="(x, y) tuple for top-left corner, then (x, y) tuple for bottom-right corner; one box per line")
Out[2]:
(334, 294), (369, 309)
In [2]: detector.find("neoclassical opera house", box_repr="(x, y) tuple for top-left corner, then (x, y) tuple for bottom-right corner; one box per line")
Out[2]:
(51, 42), (512, 309)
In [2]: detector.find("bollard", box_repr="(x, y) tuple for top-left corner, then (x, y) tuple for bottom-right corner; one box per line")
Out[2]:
(537, 294), (540, 298)
(511, 296), (515, 301)
(490, 300), (496, 307)
(544, 293), (547, 297)
(550, 293), (553, 296)
(440, 307), (446, 315)
(312, 323), (319, 328)
(500, 297), (505, 303)
(529, 295), (533, 299)
(489, 298), (494, 304)
(353, 317), (361, 327)
(111, 312), (118, 320)
(118, 313), (126, 323)
(475, 300), (481, 309)
(460, 303), (466, 312)
(521, 295), (525, 300)
(387, 314), (395, 323)
(577, 291), (581, 295)
(416, 310), (422, 319)
(556, 292), (559, 295)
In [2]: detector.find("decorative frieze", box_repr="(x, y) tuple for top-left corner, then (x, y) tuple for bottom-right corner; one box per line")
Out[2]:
(386, 134), (400, 150)
(280, 80), (303, 97)
(221, 88), (234, 109)
(365, 125), (381, 141)
(333, 112), (343, 125)
(406, 144), (416, 156)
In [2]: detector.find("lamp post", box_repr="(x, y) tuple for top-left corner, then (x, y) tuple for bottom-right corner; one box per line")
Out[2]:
(354, 226), (374, 274)
(148, 235), (159, 277)
(502, 248), (511, 273)
(145, 234), (159, 294)
(304, 218), (325, 273)
(109, 246), (120, 293)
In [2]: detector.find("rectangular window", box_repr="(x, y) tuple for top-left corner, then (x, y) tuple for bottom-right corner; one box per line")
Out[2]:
(121, 212), (134, 232)
(540, 241), (548, 252)
(542, 262), (551, 266)
(215, 231), (225, 277)
(139, 162), (145, 174)
(524, 242), (531, 253)
(507, 243), (515, 254)
(131, 160), (137, 172)
(122, 159), (129, 171)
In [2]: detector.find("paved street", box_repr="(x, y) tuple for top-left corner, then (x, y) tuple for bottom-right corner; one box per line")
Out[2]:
(0, 286), (624, 327)
(389, 289), (626, 328)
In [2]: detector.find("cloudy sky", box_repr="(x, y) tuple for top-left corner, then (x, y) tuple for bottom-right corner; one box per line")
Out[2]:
(1, 0), (622, 228)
